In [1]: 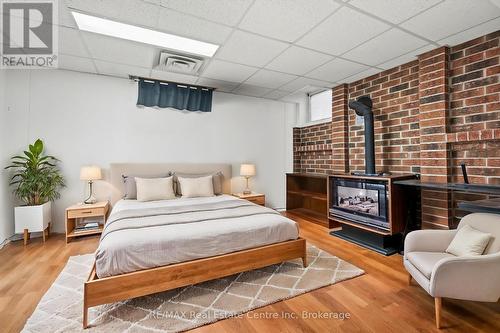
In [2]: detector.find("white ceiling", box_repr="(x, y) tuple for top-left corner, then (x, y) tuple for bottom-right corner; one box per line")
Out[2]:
(56, 0), (500, 100)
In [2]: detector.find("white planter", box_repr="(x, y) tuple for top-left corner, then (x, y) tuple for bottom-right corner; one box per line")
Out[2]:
(15, 201), (52, 234)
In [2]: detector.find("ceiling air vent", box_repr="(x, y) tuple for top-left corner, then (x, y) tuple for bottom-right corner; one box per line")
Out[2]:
(156, 52), (204, 75)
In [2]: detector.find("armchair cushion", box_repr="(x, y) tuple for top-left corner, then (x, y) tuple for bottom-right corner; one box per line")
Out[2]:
(406, 252), (455, 279)
(446, 224), (492, 256)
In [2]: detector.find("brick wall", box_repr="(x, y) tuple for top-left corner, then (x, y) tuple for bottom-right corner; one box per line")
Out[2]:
(448, 32), (500, 185)
(292, 30), (499, 229)
(348, 61), (420, 174)
(293, 122), (334, 174)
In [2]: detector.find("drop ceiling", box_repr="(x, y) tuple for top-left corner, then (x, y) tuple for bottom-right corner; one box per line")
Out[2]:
(55, 0), (500, 100)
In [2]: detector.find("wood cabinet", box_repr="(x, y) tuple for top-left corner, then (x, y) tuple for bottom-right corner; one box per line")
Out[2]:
(65, 201), (110, 243)
(286, 173), (336, 228)
(232, 193), (265, 206)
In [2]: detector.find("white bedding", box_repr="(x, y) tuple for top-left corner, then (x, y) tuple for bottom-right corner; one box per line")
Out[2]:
(95, 195), (299, 277)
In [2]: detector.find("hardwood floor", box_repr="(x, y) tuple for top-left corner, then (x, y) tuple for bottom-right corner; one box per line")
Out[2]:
(1, 212), (499, 333)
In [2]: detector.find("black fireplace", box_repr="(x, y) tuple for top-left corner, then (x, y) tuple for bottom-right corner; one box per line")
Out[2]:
(330, 178), (389, 230)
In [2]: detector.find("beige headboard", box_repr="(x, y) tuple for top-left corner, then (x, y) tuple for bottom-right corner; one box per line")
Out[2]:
(109, 163), (232, 204)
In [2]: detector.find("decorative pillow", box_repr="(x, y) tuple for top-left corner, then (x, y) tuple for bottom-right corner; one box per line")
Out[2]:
(173, 172), (223, 196)
(446, 224), (492, 256)
(135, 176), (176, 202)
(122, 173), (171, 199)
(178, 175), (214, 198)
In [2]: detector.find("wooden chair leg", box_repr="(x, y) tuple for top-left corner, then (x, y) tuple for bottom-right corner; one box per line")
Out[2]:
(23, 229), (29, 246)
(408, 273), (412, 285)
(435, 297), (442, 329)
(42, 228), (46, 242)
(47, 222), (51, 237)
(302, 255), (308, 268)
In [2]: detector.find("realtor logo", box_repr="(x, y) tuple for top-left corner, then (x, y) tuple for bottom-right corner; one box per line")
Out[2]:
(1, 0), (58, 68)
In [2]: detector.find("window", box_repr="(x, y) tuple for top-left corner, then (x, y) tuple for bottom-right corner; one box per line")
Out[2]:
(309, 90), (332, 122)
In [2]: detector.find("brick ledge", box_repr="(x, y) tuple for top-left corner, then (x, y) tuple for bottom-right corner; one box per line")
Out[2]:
(294, 144), (334, 152)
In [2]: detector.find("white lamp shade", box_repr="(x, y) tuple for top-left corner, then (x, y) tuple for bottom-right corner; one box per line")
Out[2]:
(80, 166), (102, 181)
(240, 164), (256, 177)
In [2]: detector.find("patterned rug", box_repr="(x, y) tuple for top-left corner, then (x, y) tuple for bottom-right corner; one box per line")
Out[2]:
(22, 245), (363, 332)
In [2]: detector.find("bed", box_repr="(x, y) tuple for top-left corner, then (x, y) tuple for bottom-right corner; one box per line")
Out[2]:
(83, 163), (306, 328)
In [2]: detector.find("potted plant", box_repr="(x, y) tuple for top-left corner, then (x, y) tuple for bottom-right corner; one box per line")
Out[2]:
(5, 139), (65, 245)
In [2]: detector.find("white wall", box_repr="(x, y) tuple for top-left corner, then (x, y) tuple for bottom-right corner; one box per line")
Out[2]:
(0, 70), (15, 245)
(4, 69), (297, 234)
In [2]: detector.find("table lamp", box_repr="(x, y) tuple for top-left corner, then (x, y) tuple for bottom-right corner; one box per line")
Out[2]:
(80, 166), (102, 204)
(240, 164), (256, 195)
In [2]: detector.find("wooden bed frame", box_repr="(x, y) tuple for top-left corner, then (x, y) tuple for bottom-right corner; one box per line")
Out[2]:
(83, 237), (307, 328)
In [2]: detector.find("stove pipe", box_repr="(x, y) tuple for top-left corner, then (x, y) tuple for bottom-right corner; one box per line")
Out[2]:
(349, 96), (375, 175)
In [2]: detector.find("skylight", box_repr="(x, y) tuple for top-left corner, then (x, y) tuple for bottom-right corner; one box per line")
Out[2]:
(71, 12), (219, 57)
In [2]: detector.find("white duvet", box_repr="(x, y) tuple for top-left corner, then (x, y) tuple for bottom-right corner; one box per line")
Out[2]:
(95, 195), (299, 277)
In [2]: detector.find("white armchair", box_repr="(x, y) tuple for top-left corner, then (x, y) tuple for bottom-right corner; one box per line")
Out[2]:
(404, 213), (500, 328)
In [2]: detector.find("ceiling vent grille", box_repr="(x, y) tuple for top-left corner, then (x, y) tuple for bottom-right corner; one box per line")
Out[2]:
(155, 52), (204, 75)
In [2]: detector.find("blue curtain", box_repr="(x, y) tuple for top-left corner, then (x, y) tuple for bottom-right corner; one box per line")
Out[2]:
(136, 79), (213, 112)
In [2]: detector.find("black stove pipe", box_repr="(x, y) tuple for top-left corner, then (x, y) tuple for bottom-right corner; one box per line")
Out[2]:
(349, 96), (375, 175)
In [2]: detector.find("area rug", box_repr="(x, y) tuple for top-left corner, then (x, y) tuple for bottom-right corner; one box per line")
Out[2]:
(22, 245), (363, 333)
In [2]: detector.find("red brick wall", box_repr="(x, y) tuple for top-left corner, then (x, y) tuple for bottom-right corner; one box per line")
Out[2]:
(292, 30), (500, 229)
(448, 32), (500, 185)
(348, 61), (420, 174)
(293, 122), (334, 174)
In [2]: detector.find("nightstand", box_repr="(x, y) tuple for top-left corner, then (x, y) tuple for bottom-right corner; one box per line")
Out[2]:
(65, 201), (110, 243)
(232, 193), (265, 206)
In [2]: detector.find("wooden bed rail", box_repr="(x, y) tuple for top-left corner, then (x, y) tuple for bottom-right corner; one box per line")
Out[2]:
(83, 238), (307, 328)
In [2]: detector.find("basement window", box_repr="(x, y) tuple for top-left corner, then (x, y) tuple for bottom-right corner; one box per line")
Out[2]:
(309, 89), (332, 122)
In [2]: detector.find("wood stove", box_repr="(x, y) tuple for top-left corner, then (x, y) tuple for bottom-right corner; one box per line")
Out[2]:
(329, 174), (415, 255)
(330, 177), (389, 230)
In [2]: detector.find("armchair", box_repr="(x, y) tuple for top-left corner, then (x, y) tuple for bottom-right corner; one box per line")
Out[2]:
(404, 213), (500, 328)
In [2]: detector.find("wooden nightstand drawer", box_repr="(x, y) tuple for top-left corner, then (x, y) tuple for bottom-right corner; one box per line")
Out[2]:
(66, 201), (110, 243)
(232, 193), (265, 206)
(247, 196), (265, 205)
(67, 207), (105, 219)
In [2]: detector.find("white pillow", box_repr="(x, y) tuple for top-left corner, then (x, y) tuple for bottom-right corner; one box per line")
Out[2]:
(446, 224), (492, 256)
(135, 176), (176, 202)
(178, 175), (214, 198)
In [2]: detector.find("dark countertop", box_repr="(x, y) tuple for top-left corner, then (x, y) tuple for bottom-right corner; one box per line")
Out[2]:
(393, 179), (500, 195)
(458, 198), (500, 214)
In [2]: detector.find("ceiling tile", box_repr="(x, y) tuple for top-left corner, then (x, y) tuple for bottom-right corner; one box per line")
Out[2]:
(82, 32), (156, 68)
(296, 6), (390, 55)
(438, 17), (500, 46)
(349, 0), (442, 24)
(59, 27), (89, 57)
(279, 77), (335, 92)
(157, 7), (232, 45)
(215, 30), (288, 67)
(265, 46), (333, 76)
(400, 0), (500, 41)
(232, 84), (273, 97)
(244, 69), (297, 89)
(306, 58), (369, 82)
(343, 28), (428, 66)
(196, 78), (239, 92)
(58, 54), (96, 73)
(201, 59), (258, 82)
(160, 0), (253, 26)
(239, 0), (340, 42)
(296, 85), (329, 94)
(94, 60), (151, 78)
(378, 44), (435, 70)
(150, 70), (199, 84)
(263, 90), (292, 100)
(342, 68), (380, 83)
(66, 0), (159, 29)
(59, 2), (77, 28)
